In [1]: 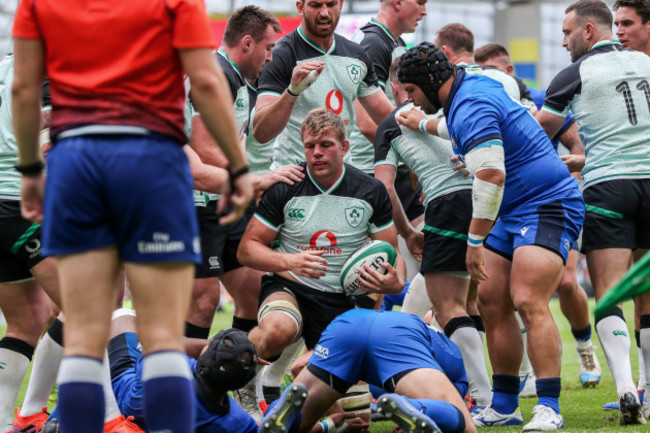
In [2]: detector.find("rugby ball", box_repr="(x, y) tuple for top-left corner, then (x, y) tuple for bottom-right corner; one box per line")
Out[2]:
(339, 240), (397, 296)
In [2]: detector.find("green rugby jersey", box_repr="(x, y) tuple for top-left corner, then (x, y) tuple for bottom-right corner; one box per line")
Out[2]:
(348, 19), (407, 174)
(254, 163), (393, 293)
(257, 27), (381, 169)
(245, 81), (274, 175)
(543, 41), (650, 189)
(374, 102), (472, 206)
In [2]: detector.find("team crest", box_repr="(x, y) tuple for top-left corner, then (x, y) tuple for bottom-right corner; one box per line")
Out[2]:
(346, 65), (360, 84)
(345, 207), (364, 228)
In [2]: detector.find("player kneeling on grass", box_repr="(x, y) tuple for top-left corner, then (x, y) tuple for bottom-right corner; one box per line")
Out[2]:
(43, 310), (259, 433)
(260, 308), (476, 433)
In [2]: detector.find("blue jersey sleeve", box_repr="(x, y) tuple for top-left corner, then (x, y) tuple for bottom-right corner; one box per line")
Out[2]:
(452, 96), (503, 154)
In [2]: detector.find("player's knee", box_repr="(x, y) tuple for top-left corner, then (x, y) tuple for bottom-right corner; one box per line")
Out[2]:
(257, 300), (302, 356)
(556, 272), (577, 296)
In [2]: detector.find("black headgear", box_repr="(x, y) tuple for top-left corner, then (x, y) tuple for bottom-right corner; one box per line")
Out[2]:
(398, 42), (455, 108)
(196, 328), (258, 391)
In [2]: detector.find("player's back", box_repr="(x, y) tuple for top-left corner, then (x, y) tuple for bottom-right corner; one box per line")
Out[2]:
(448, 72), (580, 214)
(0, 55), (20, 200)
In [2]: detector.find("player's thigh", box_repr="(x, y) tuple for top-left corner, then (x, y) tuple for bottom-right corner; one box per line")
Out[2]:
(510, 245), (563, 308)
(0, 280), (50, 344)
(395, 368), (467, 409)
(477, 247), (513, 314)
(296, 368), (345, 433)
(586, 248), (632, 299)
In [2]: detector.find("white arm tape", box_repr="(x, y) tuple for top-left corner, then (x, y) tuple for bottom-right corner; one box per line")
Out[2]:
(436, 117), (450, 140)
(472, 177), (503, 221)
(289, 69), (321, 95)
(464, 143), (505, 177)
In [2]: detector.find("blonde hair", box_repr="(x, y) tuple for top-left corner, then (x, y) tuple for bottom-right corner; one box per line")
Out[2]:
(300, 108), (346, 143)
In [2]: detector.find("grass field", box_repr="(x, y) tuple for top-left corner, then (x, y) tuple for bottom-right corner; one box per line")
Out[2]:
(1, 298), (646, 432)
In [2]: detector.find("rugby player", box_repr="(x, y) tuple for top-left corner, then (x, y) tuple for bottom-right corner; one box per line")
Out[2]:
(238, 108), (405, 371)
(260, 309), (476, 433)
(374, 57), (492, 412)
(398, 42), (584, 430)
(535, 0), (650, 424)
(474, 43), (601, 391)
(614, 0), (650, 55)
(11, 0), (252, 432)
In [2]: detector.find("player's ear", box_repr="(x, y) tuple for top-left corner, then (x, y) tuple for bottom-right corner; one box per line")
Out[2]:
(506, 64), (514, 75)
(341, 139), (350, 156)
(241, 35), (253, 52)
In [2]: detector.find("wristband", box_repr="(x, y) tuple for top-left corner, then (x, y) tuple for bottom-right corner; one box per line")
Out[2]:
(467, 233), (486, 248)
(419, 119), (428, 133)
(14, 160), (44, 176)
(227, 165), (249, 194)
(319, 417), (335, 433)
(286, 87), (300, 98)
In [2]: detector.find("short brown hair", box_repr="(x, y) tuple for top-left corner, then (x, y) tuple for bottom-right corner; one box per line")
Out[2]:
(566, 0), (613, 28)
(388, 56), (402, 84)
(614, 0), (650, 22)
(435, 23), (474, 54)
(474, 43), (510, 64)
(300, 109), (346, 143)
(223, 6), (282, 47)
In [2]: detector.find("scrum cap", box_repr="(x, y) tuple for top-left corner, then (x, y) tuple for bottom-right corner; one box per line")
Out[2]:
(196, 328), (257, 391)
(398, 42), (455, 108)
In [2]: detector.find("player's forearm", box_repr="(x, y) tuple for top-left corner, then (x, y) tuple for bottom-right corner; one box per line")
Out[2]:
(237, 239), (292, 273)
(190, 115), (230, 168)
(252, 93), (298, 144)
(355, 99), (378, 142)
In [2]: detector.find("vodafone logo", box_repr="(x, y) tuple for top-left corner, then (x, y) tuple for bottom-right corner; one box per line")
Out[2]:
(296, 230), (342, 254)
(325, 90), (343, 115)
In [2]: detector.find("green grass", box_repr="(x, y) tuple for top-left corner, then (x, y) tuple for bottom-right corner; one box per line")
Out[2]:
(1, 299), (645, 432)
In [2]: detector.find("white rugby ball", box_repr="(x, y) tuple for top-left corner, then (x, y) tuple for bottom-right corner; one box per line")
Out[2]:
(339, 240), (398, 296)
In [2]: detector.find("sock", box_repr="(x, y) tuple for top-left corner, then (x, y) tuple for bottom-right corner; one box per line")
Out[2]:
(595, 308), (636, 396)
(571, 324), (592, 342)
(261, 339), (304, 404)
(142, 351), (194, 433)
(516, 312), (533, 377)
(184, 322), (210, 340)
(21, 321), (64, 416)
(470, 315), (485, 342)
(58, 356), (105, 433)
(232, 317), (257, 333)
(536, 377), (561, 414)
(640, 315), (650, 392)
(400, 273), (431, 318)
(0, 337), (34, 429)
(445, 317), (492, 407)
(404, 397), (465, 433)
(491, 374), (519, 414)
(102, 351), (121, 421)
(368, 384), (385, 399)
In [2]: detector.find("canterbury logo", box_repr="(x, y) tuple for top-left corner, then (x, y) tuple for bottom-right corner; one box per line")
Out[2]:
(287, 208), (305, 220)
(613, 330), (628, 337)
(0, 362), (5, 370)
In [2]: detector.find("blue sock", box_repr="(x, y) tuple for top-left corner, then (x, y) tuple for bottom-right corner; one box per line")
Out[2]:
(571, 324), (592, 342)
(142, 351), (194, 433)
(405, 397), (465, 433)
(491, 374), (520, 414)
(264, 395), (303, 433)
(369, 384), (385, 399)
(57, 356), (105, 433)
(536, 377), (561, 414)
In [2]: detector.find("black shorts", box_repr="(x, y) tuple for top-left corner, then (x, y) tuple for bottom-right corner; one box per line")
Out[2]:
(194, 201), (253, 278)
(582, 179), (650, 252)
(0, 200), (45, 283)
(420, 190), (472, 273)
(259, 274), (355, 350)
(394, 165), (425, 221)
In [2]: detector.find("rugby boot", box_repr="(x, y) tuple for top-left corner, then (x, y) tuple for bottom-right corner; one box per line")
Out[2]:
(12, 407), (48, 433)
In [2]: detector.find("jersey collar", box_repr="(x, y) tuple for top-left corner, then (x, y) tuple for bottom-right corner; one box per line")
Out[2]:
(443, 68), (466, 119)
(591, 40), (620, 50)
(298, 25), (336, 55)
(217, 48), (244, 81)
(370, 18), (397, 43)
(307, 164), (347, 194)
(245, 79), (257, 91)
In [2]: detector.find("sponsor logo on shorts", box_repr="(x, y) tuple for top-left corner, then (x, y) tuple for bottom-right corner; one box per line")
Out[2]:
(296, 230), (342, 254)
(193, 237), (201, 255)
(138, 232), (186, 254)
(24, 239), (42, 259)
(288, 208), (306, 220)
(345, 207), (364, 228)
(520, 226), (529, 236)
(564, 239), (571, 252)
(314, 344), (329, 359)
(208, 256), (221, 269)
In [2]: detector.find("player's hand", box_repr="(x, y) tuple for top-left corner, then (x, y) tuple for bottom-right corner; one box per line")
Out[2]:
(20, 173), (45, 223)
(450, 156), (469, 177)
(561, 154), (585, 173)
(218, 171), (253, 225)
(330, 413), (369, 433)
(395, 107), (426, 131)
(357, 262), (403, 294)
(289, 61), (324, 95)
(256, 165), (304, 192)
(466, 245), (489, 282)
(287, 250), (329, 279)
(405, 229), (423, 262)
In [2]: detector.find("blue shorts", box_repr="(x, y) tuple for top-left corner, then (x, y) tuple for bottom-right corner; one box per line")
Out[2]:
(485, 197), (584, 264)
(43, 135), (200, 263)
(307, 309), (468, 397)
